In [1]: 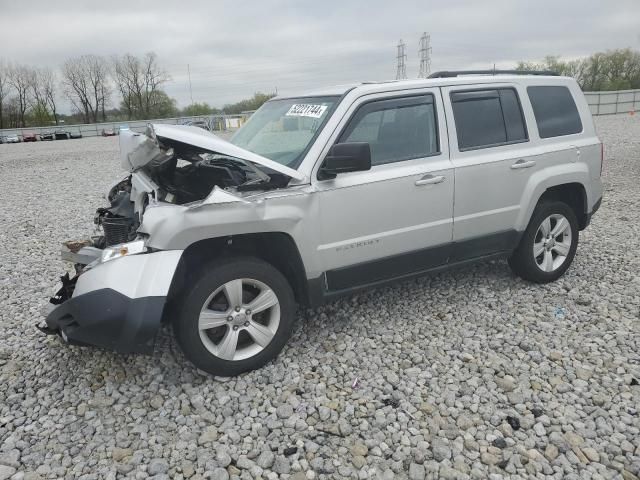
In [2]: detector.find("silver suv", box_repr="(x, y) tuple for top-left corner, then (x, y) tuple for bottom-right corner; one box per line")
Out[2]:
(42, 71), (603, 376)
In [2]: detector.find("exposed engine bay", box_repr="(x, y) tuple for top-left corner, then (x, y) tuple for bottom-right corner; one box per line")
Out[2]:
(93, 126), (295, 247)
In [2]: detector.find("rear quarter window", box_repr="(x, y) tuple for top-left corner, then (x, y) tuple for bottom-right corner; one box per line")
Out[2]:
(527, 86), (583, 138)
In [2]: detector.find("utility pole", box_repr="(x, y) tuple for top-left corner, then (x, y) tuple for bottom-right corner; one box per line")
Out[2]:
(396, 39), (407, 80)
(418, 32), (432, 78)
(187, 64), (194, 105)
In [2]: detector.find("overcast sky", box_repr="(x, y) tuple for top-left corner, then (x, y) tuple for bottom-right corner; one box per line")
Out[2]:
(1, 0), (639, 111)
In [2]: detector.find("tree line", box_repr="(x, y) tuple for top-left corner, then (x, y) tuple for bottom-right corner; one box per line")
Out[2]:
(4, 47), (637, 130)
(517, 48), (640, 91)
(0, 52), (275, 129)
(0, 52), (177, 129)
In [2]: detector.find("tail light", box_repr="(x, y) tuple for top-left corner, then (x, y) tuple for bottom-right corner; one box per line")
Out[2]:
(600, 142), (604, 176)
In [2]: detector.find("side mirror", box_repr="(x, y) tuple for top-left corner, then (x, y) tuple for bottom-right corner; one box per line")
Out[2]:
(318, 142), (371, 180)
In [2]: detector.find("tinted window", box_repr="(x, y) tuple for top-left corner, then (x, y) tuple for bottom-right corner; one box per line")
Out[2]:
(500, 89), (527, 141)
(527, 86), (582, 138)
(451, 88), (527, 150)
(340, 95), (439, 166)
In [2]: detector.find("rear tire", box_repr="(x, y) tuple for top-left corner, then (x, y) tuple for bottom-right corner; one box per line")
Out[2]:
(173, 256), (296, 376)
(508, 201), (579, 283)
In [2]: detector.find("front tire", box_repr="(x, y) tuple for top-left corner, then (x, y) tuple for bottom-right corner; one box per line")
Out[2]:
(508, 201), (579, 283)
(173, 257), (296, 376)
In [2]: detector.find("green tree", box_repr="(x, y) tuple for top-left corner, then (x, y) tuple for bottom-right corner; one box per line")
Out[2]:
(516, 48), (640, 91)
(182, 102), (219, 116)
(223, 92), (276, 114)
(120, 90), (177, 119)
(27, 100), (52, 126)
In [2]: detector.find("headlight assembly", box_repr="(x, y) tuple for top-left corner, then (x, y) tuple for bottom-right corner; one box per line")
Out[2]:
(100, 240), (147, 263)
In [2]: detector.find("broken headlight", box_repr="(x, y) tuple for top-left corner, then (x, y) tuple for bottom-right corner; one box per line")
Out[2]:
(100, 239), (147, 263)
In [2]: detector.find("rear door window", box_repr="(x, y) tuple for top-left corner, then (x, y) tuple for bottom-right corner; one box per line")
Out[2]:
(450, 88), (528, 151)
(527, 86), (583, 138)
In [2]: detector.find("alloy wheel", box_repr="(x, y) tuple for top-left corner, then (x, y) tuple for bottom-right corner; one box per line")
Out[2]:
(533, 214), (572, 272)
(198, 278), (280, 361)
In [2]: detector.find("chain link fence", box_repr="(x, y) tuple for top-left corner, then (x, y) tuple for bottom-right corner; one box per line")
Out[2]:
(584, 89), (640, 116)
(0, 113), (250, 141)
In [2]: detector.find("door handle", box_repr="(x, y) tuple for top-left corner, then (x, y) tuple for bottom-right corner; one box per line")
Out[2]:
(415, 174), (445, 186)
(511, 159), (536, 170)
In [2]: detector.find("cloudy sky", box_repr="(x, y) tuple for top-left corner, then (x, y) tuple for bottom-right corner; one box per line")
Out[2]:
(1, 0), (639, 111)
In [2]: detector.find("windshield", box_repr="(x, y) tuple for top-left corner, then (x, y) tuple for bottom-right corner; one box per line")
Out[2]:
(230, 96), (339, 168)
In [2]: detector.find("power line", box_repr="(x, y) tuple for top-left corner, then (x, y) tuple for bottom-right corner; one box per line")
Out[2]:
(187, 63), (194, 104)
(418, 32), (432, 78)
(396, 39), (407, 80)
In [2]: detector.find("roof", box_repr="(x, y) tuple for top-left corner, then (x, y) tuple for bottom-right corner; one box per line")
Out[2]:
(277, 74), (574, 99)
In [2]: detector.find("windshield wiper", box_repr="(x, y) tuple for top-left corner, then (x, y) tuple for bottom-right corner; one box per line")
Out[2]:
(236, 173), (290, 192)
(205, 153), (270, 183)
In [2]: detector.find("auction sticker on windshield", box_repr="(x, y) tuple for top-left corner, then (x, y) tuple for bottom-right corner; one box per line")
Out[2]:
(285, 104), (328, 118)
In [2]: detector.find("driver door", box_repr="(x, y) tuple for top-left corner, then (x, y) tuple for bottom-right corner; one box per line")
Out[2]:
(313, 90), (455, 291)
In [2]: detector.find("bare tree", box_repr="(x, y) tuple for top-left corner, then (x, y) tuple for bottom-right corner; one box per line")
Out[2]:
(40, 68), (59, 125)
(27, 67), (60, 126)
(62, 55), (110, 123)
(5, 96), (20, 128)
(8, 64), (32, 127)
(62, 57), (91, 122)
(112, 53), (140, 119)
(0, 60), (9, 129)
(113, 52), (170, 120)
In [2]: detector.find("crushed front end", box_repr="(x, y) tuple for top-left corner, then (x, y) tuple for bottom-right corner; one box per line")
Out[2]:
(40, 143), (181, 354)
(40, 215), (182, 353)
(40, 124), (299, 354)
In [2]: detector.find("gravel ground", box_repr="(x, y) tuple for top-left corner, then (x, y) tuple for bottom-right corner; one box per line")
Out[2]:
(0, 116), (639, 480)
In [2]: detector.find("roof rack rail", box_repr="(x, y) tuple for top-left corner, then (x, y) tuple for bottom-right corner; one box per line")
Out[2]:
(428, 70), (560, 79)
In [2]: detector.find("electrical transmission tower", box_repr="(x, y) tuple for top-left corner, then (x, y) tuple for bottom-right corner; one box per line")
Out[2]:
(418, 32), (432, 78)
(396, 39), (407, 80)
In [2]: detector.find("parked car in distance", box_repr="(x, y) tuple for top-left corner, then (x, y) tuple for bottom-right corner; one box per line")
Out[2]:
(4, 134), (21, 143)
(40, 131), (54, 141)
(22, 132), (39, 142)
(102, 128), (117, 137)
(43, 71), (603, 376)
(69, 130), (83, 139)
(54, 130), (71, 140)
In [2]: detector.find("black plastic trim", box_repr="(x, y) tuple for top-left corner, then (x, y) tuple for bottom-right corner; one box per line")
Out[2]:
(44, 288), (166, 354)
(450, 230), (521, 262)
(308, 230), (521, 305)
(326, 244), (451, 291)
(583, 196), (602, 228)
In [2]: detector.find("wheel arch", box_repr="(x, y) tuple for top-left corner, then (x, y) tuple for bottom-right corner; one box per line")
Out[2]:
(537, 183), (588, 230)
(164, 232), (310, 315)
(518, 165), (591, 232)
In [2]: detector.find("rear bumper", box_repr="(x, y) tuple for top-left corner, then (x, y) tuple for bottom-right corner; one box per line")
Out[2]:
(45, 289), (166, 353)
(584, 196), (602, 228)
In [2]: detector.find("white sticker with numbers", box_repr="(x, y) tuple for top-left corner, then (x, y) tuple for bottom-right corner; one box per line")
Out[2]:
(285, 104), (328, 118)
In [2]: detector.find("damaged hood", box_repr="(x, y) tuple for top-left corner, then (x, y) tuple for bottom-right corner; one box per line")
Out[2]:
(119, 124), (305, 181)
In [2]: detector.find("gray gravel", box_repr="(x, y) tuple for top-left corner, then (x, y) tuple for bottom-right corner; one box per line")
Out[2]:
(1, 116), (639, 480)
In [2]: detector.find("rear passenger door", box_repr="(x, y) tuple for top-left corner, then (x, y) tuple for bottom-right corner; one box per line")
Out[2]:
(442, 84), (535, 260)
